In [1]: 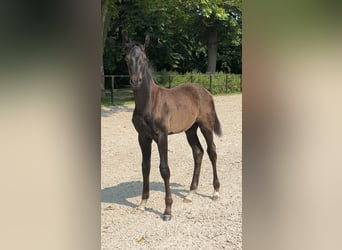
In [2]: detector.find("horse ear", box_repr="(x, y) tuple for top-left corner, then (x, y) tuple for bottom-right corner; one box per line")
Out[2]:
(144, 34), (150, 49)
(122, 31), (130, 47)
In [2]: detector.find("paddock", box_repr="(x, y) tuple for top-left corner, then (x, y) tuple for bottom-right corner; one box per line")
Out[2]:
(101, 94), (242, 249)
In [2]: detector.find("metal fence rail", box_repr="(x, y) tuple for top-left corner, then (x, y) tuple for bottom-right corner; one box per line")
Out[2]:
(102, 73), (242, 105)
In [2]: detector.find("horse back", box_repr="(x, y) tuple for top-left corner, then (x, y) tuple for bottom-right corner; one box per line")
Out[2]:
(153, 83), (216, 134)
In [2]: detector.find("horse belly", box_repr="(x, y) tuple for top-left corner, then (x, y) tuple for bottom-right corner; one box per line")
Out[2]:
(169, 110), (197, 133)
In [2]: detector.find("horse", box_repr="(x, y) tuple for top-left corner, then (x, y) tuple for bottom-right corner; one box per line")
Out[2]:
(122, 34), (222, 221)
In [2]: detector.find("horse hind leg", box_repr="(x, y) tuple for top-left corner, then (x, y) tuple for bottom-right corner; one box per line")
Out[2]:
(184, 124), (204, 203)
(200, 125), (220, 201)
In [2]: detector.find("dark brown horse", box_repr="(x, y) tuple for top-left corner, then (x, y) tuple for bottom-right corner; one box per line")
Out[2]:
(123, 34), (222, 221)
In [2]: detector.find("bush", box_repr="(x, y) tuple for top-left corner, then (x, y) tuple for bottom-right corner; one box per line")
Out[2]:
(154, 71), (241, 95)
(102, 71), (241, 105)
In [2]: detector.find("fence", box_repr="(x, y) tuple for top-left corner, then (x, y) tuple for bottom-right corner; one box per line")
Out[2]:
(102, 73), (242, 105)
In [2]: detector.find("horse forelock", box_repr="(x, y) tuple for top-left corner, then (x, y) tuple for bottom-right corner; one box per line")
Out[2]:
(127, 44), (149, 64)
(126, 42), (145, 53)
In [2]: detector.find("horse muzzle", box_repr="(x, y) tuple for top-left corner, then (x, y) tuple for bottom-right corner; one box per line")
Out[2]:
(130, 77), (142, 88)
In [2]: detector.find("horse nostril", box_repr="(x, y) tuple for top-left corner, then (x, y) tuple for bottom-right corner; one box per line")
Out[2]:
(130, 77), (142, 87)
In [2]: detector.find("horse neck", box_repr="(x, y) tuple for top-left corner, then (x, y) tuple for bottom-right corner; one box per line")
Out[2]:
(133, 67), (157, 114)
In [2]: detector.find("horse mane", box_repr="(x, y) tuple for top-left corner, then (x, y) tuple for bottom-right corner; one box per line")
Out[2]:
(145, 60), (155, 85)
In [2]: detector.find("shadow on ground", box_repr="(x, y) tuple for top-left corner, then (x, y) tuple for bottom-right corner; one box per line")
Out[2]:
(101, 181), (190, 216)
(101, 105), (134, 117)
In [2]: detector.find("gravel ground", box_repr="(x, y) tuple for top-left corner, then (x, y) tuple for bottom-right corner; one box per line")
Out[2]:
(101, 94), (242, 249)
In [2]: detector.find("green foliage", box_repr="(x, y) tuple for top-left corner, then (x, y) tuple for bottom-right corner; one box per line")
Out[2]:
(154, 71), (241, 95)
(101, 71), (241, 106)
(102, 0), (242, 75)
(101, 88), (134, 106)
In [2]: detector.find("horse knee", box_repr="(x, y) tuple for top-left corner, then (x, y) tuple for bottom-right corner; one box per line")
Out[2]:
(159, 163), (170, 179)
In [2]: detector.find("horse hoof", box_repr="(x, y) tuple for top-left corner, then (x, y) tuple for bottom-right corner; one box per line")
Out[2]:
(162, 214), (172, 221)
(183, 197), (193, 203)
(136, 206), (145, 212)
(212, 191), (220, 201)
(212, 195), (220, 201)
(137, 199), (147, 212)
(183, 190), (196, 203)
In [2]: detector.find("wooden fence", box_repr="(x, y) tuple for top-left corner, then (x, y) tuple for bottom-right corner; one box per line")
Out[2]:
(102, 73), (242, 105)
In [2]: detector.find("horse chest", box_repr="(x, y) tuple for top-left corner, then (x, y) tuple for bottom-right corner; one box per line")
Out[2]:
(132, 114), (158, 138)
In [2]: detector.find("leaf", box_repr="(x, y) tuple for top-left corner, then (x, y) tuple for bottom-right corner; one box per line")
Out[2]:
(137, 236), (145, 243)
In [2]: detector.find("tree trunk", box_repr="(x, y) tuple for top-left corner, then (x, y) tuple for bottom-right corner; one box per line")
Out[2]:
(206, 30), (218, 74)
(101, 0), (112, 96)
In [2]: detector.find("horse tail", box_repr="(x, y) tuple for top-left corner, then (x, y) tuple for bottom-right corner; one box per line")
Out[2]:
(214, 112), (222, 137)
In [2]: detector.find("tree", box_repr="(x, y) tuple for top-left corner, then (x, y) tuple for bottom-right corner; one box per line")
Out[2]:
(102, 0), (242, 84)
(101, 0), (119, 93)
(180, 0), (242, 73)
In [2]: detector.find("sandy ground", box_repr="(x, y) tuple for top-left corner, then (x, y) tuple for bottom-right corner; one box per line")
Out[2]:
(101, 94), (242, 249)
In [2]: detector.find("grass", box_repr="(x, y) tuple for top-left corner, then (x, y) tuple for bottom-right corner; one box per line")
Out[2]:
(101, 73), (241, 106)
(101, 88), (134, 106)
(155, 71), (241, 95)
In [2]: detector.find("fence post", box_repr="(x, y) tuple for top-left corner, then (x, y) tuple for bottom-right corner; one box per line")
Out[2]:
(111, 76), (114, 105)
(209, 74), (213, 93)
(225, 74), (229, 94)
(168, 75), (171, 88)
(240, 74), (242, 92)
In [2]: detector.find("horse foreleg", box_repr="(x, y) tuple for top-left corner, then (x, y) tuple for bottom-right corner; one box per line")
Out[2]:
(137, 135), (152, 211)
(157, 133), (173, 221)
